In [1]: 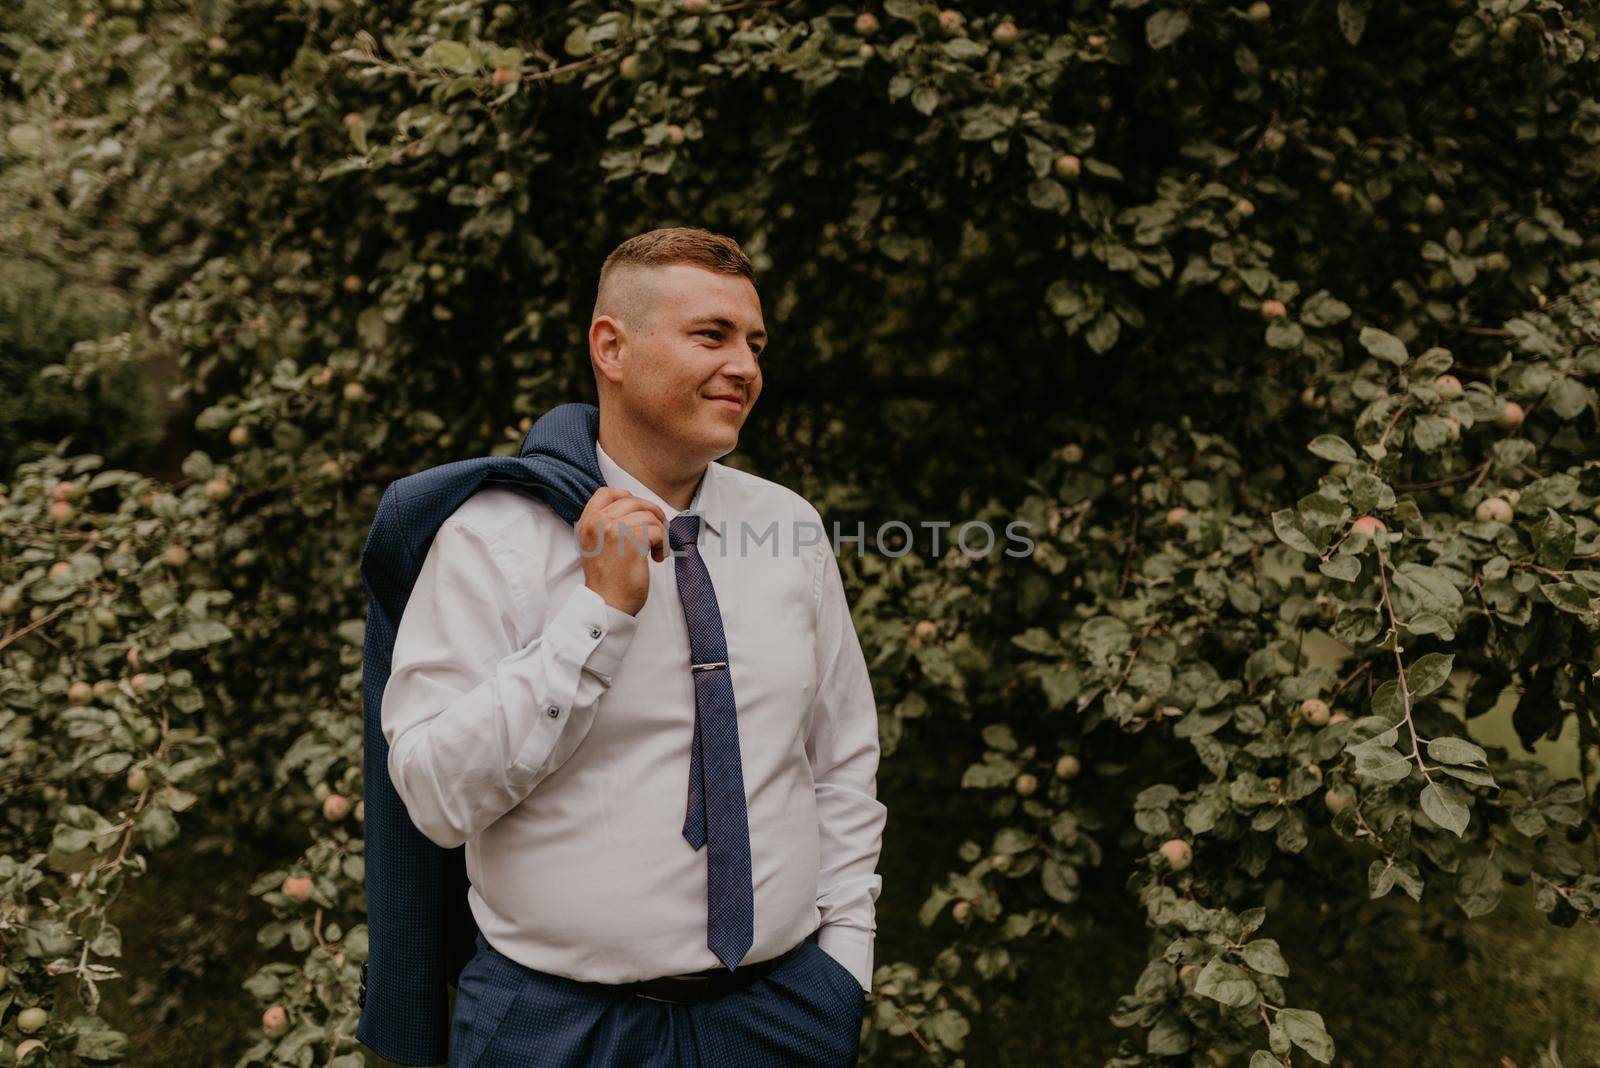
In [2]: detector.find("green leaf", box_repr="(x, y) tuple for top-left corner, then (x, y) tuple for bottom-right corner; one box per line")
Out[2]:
(1393, 861), (1426, 901)
(1393, 564), (1465, 618)
(1308, 434), (1358, 463)
(1359, 325), (1409, 366)
(357, 306), (388, 349)
(1078, 616), (1132, 664)
(53, 824), (102, 854)
(1185, 794), (1228, 834)
(1194, 957), (1259, 1008)
(1541, 583), (1593, 615)
(1443, 764), (1497, 787)
(993, 827), (1033, 854)
(1085, 310), (1121, 354)
(1404, 612), (1454, 640)
(1520, 474), (1577, 512)
(1278, 1007), (1335, 1063)
(957, 105), (1012, 141)
(1452, 13), (1486, 56)
(1420, 781), (1470, 836)
(1027, 178), (1070, 213)
(1455, 854), (1503, 917)
(1369, 859), (1399, 899)
(7, 123), (44, 155)
(981, 723), (1019, 752)
(1337, 0), (1367, 44)
(1407, 652), (1454, 697)
(1041, 859), (1078, 903)
(1146, 1011), (1192, 1055)
(1271, 509), (1318, 555)
(917, 887), (955, 927)
(1426, 735), (1488, 765)
(73, 1025), (132, 1060)
(942, 37), (987, 61)
(90, 751), (132, 776)
(924, 1008), (970, 1049)
(1146, 8), (1191, 49)
(1300, 290), (1351, 327)
(1038, 665), (1080, 708)
(1411, 414), (1451, 452)
(563, 26), (592, 57)
(1084, 157), (1124, 180)
(1545, 376), (1591, 420)
(1012, 628), (1061, 655)
(1350, 717), (1401, 749)
(1240, 938), (1290, 977)
(1319, 555), (1361, 582)
(170, 619), (234, 650)
(1534, 509), (1576, 570)
(426, 40), (477, 72)
(137, 806), (180, 849)
(1266, 318), (1305, 349)
(1353, 744), (1412, 782)
(961, 761), (1014, 789)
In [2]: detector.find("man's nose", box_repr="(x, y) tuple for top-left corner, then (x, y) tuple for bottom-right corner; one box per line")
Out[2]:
(724, 344), (759, 378)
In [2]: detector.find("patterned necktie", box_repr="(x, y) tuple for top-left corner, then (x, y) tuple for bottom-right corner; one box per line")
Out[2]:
(668, 512), (754, 971)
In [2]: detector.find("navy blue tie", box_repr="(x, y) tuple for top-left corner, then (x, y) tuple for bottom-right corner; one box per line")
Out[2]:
(668, 512), (754, 972)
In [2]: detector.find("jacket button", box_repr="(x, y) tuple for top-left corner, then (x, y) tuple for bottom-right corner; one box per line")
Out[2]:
(547, 705), (561, 718)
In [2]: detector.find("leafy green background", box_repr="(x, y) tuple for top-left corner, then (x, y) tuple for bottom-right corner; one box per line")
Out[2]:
(3, 1), (1600, 1066)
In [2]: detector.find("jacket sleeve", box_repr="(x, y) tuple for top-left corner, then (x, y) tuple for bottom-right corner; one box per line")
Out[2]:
(805, 538), (888, 993)
(381, 515), (638, 850)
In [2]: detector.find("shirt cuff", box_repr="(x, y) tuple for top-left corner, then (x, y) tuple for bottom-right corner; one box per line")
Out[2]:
(544, 583), (639, 680)
(815, 923), (874, 993)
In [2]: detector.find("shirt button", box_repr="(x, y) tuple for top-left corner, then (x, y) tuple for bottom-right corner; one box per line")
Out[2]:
(588, 626), (602, 639)
(547, 705), (561, 718)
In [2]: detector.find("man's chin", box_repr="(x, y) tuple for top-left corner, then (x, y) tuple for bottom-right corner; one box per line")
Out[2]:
(696, 422), (741, 457)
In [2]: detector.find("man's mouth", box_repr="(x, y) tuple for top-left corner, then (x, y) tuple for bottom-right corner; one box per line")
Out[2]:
(706, 394), (743, 412)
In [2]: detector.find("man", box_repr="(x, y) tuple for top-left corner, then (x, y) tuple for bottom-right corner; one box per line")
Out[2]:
(380, 227), (887, 1066)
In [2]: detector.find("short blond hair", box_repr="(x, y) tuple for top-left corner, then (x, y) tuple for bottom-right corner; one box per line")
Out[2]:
(591, 227), (757, 333)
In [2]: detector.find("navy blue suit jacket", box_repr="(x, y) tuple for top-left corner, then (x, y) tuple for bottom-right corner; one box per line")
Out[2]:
(356, 402), (604, 1065)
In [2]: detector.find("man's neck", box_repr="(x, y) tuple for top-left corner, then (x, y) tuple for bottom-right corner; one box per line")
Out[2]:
(596, 421), (707, 512)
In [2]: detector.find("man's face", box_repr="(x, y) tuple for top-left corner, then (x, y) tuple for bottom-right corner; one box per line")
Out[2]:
(606, 264), (765, 462)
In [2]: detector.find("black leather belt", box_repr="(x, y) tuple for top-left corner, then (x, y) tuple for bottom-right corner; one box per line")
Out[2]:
(617, 930), (817, 1005)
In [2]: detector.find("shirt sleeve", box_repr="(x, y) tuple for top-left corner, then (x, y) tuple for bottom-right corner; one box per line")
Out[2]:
(381, 515), (639, 850)
(805, 537), (888, 993)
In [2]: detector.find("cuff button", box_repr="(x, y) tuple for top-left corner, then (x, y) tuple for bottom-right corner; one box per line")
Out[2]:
(589, 626), (602, 638)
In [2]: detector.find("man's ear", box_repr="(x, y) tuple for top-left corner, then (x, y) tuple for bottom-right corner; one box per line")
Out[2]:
(589, 315), (627, 388)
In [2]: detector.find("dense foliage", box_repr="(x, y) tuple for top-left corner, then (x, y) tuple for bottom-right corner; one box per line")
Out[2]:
(3, 0), (1598, 1065)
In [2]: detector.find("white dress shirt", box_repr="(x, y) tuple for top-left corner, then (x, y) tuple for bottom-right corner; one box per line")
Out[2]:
(380, 441), (886, 997)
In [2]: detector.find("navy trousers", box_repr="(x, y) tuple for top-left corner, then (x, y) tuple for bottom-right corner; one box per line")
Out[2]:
(449, 930), (866, 1067)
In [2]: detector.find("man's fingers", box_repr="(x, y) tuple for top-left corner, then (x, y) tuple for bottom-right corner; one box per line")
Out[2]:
(586, 491), (666, 525)
(599, 509), (666, 558)
(584, 486), (634, 511)
(579, 491), (674, 562)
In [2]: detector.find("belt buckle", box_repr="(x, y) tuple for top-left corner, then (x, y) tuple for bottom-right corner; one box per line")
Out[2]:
(633, 972), (714, 1005)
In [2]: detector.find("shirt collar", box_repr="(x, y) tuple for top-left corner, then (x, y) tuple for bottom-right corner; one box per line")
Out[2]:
(594, 440), (724, 540)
